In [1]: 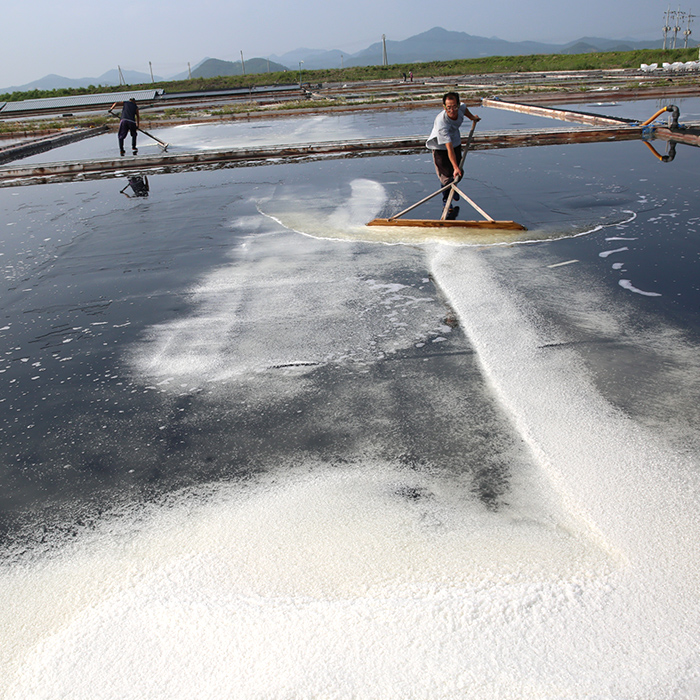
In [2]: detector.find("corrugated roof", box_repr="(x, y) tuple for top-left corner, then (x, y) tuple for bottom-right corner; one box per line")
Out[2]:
(0, 89), (163, 113)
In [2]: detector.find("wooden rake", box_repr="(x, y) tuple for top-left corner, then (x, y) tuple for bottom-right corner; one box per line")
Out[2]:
(367, 120), (526, 230)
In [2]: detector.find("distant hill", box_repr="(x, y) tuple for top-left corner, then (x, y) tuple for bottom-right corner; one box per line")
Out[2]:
(346, 28), (556, 66)
(269, 47), (345, 70)
(273, 27), (682, 69)
(2, 68), (159, 93)
(189, 57), (289, 78)
(97, 68), (163, 86)
(568, 35), (666, 52)
(561, 42), (604, 55)
(343, 28), (669, 67)
(3, 27), (695, 93)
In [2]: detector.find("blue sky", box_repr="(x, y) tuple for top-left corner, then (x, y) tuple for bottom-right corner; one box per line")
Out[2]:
(0, 0), (677, 88)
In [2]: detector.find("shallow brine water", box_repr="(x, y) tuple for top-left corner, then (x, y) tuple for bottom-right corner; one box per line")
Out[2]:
(15, 98), (622, 163)
(15, 95), (700, 166)
(1, 103), (699, 699)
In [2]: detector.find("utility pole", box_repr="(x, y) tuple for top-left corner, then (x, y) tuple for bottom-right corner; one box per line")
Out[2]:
(340, 54), (343, 70)
(298, 60), (304, 88)
(149, 61), (154, 83)
(240, 51), (246, 76)
(673, 7), (684, 48)
(684, 12), (695, 48)
(663, 6), (673, 49)
(188, 62), (192, 79)
(382, 34), (388, 66)
(118, 65), (125, 85)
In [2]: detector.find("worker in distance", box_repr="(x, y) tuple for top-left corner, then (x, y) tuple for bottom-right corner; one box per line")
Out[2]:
(110, 97), (140, 156)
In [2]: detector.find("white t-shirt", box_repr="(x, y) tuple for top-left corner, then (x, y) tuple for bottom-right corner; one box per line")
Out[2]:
(426, 103), (467, 150)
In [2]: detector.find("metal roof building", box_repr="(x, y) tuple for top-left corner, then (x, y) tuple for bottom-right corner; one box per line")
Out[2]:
(0, 89), (163, 115)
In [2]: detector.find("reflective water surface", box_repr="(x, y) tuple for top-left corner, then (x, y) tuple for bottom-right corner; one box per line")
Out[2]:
(1, 101), (699, 699)
(21, 95), (697, 164)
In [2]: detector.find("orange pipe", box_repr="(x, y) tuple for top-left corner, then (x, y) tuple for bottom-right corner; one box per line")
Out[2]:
(641, 107), (669, 126)
(642, 141), (664, 161)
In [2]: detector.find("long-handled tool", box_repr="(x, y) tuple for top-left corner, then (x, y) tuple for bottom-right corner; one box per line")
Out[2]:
(109, 110), (169, 152)
(439, 118), (477, 220)
(367, 119), (526, 230)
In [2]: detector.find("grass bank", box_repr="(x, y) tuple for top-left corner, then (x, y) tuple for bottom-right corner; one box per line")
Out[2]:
(2, 48), (697, 103)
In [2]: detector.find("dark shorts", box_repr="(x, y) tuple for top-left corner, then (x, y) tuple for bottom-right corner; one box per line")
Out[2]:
(118, 120), (137, 142)
(432, 146), (462, 187)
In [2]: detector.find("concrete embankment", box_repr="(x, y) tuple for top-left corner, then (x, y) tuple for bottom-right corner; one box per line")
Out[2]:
(0, 125), (648, 187)
(0, 126), (108, 166)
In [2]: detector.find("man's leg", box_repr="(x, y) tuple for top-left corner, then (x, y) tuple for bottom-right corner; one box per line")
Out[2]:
(432, 147), (462, 203)
(130, 125), (138, 154)
(433, 149), (453, 201)
(117, 120), (129, 156)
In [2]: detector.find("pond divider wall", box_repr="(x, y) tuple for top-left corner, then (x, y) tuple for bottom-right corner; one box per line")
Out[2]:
(0, 125), (652, 186)
(0, 126), (109, 166)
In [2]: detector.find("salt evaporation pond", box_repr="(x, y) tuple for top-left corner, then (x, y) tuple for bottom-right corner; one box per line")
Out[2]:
(15, 99), (656, 164)
(1, 102), (699, 699)
(16, 95), (699, 166)
(16, 98), (603, 163)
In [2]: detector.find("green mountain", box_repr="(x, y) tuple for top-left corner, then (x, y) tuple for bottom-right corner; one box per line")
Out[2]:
(191, 57), (289, 78)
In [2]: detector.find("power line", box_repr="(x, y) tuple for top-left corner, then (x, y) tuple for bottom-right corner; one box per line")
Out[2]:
(663, 6), (695, 49)
(684, 11), (696, 48)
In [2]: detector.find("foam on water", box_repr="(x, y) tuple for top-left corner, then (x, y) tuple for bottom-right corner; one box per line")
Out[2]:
(127, 210), (450, 391)
(619, 279), (663, 296)
(261, 178), (631, 247)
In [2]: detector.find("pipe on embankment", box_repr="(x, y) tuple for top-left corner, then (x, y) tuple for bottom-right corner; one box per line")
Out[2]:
(641, 105), (680, 128)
